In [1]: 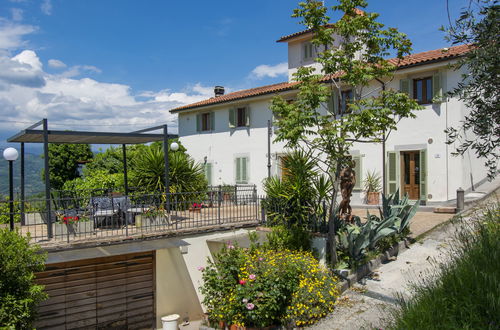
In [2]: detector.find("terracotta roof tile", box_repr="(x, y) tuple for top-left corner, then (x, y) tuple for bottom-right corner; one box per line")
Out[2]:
(388, 44), (471, 68)
(170, 44), (470, 113)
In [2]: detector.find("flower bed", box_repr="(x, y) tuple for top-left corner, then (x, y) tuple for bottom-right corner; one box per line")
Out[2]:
(200, 243), (339, 328)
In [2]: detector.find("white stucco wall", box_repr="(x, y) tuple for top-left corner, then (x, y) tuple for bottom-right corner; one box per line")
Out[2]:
(177, 60), (489, 202)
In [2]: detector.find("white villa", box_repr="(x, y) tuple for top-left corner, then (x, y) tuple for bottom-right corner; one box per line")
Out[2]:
(170, 23), (486, 204)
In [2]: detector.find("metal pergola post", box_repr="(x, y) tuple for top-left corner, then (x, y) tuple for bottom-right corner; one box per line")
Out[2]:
(20, 142), (25, 225)
(43, 118), (52, 238)
(267, 119), (272, 178)
(163, 125), (170, 211)
(122, 144), (129, 196)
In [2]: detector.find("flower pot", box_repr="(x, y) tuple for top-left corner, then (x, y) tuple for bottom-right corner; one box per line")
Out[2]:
(367, 191), (380, 205)
(53, 220), (93, 238)
(135, 214), (169, 228)
(189, 207), (201, 213)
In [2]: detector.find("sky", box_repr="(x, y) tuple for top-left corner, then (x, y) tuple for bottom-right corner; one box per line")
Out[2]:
(0, 0), (470, 152)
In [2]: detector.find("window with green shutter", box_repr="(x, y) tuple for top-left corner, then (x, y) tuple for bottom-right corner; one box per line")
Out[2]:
(235, 157), (249, 184)
(204, 163), (213, 186)
(399, 78), (412, 97)
(197, 112), (214, 132)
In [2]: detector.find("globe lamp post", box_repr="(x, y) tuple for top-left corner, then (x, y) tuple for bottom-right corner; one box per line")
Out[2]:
(3, 147), (19, 231)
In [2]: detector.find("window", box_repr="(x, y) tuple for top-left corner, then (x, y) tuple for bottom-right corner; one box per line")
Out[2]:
(237, 107), (247, 127)
(339, 89), (354, 114)
(413, 77), (433, 104)
(302, 42), (314, 61)
(196, 112), (214, 132)
(229, 106), (250, 128)
(235, 157), (248, 184)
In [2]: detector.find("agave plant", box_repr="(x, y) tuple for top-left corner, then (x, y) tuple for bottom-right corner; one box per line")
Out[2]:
(379, 189), (420, 234)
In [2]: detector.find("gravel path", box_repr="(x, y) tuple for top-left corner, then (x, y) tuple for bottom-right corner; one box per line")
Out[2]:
(309, 218), (459, 330)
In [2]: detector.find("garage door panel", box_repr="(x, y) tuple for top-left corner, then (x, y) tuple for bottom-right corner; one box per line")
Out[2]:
(35, 251), (155, 329)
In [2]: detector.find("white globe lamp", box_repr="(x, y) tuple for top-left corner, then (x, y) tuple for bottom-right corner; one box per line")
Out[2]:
(170, 142), (179, 152)
(3, 147), (19, 161)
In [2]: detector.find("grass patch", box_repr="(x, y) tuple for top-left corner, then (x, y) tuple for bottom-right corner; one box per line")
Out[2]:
(389, 202), (500, 329)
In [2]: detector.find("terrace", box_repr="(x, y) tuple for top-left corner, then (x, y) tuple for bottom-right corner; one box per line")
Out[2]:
(1, 119), (263, 249)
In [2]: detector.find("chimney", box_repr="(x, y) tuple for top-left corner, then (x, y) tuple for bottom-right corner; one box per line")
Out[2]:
(214, 86), (225, 97)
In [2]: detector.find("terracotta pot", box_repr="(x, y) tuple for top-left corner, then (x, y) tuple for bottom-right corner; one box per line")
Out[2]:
(189, 207), (201, 213)
(367, 191), (380, 205)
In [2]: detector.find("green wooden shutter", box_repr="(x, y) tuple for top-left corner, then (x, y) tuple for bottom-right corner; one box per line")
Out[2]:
(386, 151), (398, 195)
(245, 107), (250, 127)
(229, 108), (236, 128)
(235, 158), (240, 183)
(241, 157), (248, 183)
(419, 149), (427, 201)
(352, 155), (362, 190)
(210, 112), (215, 131)
(332, 89), (339, 115)
(432, 72), (442, 103)
(205, 163), (212, 185)
(400, 78), (410, 96)
(196, 114), (201, 132)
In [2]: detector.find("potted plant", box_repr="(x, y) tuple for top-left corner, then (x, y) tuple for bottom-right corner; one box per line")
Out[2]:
(53, 214), (93, 237)
(189, 203), (202, 213)
(135, 206), (168, 227)
(363, 170), (382, 205)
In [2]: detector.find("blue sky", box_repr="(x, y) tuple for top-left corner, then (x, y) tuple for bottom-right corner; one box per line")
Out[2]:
(0, 0), (469, 150)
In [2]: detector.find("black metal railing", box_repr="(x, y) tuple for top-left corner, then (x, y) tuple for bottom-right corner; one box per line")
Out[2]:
(0, 185), (263, 245)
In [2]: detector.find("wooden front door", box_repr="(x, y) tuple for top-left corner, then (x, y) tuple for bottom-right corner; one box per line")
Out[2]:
(35, 251), (155, 330)
(401, 151), (420, 200)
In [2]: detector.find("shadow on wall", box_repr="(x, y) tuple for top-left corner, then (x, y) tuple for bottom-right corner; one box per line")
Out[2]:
(155, 247), (204, 328)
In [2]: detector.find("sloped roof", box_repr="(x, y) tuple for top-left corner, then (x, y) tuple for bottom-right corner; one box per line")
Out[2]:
(170, 44), (470, 113)
(277, 8), (366, 43)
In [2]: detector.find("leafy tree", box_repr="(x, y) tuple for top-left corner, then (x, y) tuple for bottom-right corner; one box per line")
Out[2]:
(270, 0), (421, 264)
(0, 229), (47, 328)
(443, 0), (499, 179)
(43, 144), (93, 190)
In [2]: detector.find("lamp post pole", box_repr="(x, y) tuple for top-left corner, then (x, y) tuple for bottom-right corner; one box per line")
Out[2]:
(3, 147), (19, 231)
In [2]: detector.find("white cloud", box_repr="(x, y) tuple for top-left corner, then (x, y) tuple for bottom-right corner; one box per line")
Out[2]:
(48, 59), (66, 69)
(249, 62), (288, 79)
(0, 19), (37, 51)
(58, 65), (102, 78)
(11, 8), (23, 21)
(0, 50), (218, 142)
(41, 0), (52, 15)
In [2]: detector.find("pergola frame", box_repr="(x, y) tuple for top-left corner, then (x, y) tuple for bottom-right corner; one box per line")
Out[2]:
(7, 118), (178, 238)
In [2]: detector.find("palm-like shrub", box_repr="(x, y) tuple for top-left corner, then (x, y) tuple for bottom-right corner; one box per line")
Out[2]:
(131, 144), (207, 208)
(262, 150), (327, 228)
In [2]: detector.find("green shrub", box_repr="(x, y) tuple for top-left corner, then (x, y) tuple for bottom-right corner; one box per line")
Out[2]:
(0, 229), (47, 328)
(265, 225), (312, 252)
(0, 199), (20, 225)
(200, 243), (339, 328)
(389, 203), (500, 329)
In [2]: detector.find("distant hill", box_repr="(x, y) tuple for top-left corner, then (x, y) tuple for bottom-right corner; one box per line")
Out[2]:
(0, 152), (45, 197)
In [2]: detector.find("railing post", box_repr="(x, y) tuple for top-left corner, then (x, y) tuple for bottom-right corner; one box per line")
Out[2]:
(218, 185), (222, 224)
(260, 203), (266, 225)
(234, 185), (238, 205)
(253, 185), (258, 220)
(456, 187), (464, 212)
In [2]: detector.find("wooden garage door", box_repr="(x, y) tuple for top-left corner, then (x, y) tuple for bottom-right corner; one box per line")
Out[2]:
(35, 251), (155, 330)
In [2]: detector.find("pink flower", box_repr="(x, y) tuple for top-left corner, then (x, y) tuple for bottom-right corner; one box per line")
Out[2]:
(227, 244), (235, 249)
(258, 257), (263, 261)
(249, 274), (256, 280)
(197, 266), (205, 271)
(246, 303), (255, 310)
(239, 279), (246, 285)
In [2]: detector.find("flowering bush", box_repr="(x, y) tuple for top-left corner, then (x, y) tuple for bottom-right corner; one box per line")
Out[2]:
(57, 215), (80, 225)
(199, 243), (339, 328)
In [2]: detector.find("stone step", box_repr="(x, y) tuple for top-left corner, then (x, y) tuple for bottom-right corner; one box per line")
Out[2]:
(433, 207), (457, 214)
